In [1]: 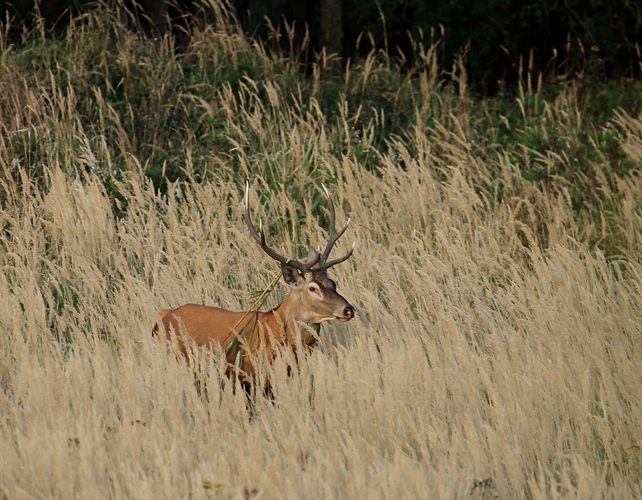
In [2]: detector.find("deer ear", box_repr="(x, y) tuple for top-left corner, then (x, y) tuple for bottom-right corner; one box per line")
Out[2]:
(306, 245), (320, 265)
(281, 262), (304, 286)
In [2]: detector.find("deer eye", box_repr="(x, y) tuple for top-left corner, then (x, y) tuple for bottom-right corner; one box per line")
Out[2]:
(308, 284), (319, 293)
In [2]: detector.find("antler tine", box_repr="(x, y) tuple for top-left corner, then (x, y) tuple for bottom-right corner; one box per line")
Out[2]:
(321, 183), (336, 258)
(321, 241), (355, 269)
(245, 182), (319, 273)
(317, 184), (353, 270)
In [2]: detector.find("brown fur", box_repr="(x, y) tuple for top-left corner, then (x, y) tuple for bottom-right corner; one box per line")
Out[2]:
(153, 269), (353, 378)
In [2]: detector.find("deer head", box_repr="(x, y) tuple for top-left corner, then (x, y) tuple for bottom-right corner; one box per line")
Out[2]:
(245, 183), (355, 326)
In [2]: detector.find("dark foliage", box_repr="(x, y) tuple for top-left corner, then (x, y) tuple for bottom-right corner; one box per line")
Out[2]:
(341, 0), (642, 92)
(4, 0), (641, 92)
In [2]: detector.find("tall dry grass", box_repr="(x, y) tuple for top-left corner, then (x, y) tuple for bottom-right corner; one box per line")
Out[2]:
(1, 4), (642, 499)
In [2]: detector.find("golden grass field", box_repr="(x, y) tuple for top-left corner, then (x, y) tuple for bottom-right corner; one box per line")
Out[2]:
(1, 4), (642, 498)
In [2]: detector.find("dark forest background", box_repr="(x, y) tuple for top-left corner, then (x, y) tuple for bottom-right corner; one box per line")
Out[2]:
(2, 0), (641, 93)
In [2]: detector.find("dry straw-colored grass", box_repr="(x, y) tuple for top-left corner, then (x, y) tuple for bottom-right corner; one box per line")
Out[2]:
(1, 5), (642, 499)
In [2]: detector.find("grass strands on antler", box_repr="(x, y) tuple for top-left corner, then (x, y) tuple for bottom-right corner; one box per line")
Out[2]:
(224, 270), (283, 360)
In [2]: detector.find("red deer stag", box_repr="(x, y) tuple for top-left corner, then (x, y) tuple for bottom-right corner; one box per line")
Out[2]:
(154, 183), (355, 379)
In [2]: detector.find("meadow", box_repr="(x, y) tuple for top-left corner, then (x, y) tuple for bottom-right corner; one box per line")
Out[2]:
(0, 3), (641, 498)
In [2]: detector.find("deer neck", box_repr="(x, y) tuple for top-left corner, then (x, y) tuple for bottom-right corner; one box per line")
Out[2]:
(270, 292), (320, 346)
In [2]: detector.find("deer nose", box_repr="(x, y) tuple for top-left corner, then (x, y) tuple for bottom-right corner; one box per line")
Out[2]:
(344, 305), (354, 319)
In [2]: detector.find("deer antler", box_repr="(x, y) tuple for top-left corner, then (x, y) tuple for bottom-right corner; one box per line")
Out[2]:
(245, 182), (320, 273)
(314, 184), (354, 271)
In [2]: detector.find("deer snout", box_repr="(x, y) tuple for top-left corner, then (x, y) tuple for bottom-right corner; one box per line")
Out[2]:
(339, 304), (354, 321)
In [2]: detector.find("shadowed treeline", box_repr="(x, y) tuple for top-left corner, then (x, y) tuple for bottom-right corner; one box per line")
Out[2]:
(2, 0), (641, 90)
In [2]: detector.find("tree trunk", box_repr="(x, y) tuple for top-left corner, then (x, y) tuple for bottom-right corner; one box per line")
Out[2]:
(285, 0), (310, 65)
(142, 0), (168, 37)
(319, 0), (343, 72)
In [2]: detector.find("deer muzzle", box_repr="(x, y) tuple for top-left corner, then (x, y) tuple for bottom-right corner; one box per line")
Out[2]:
(337, 304), (355, 322)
